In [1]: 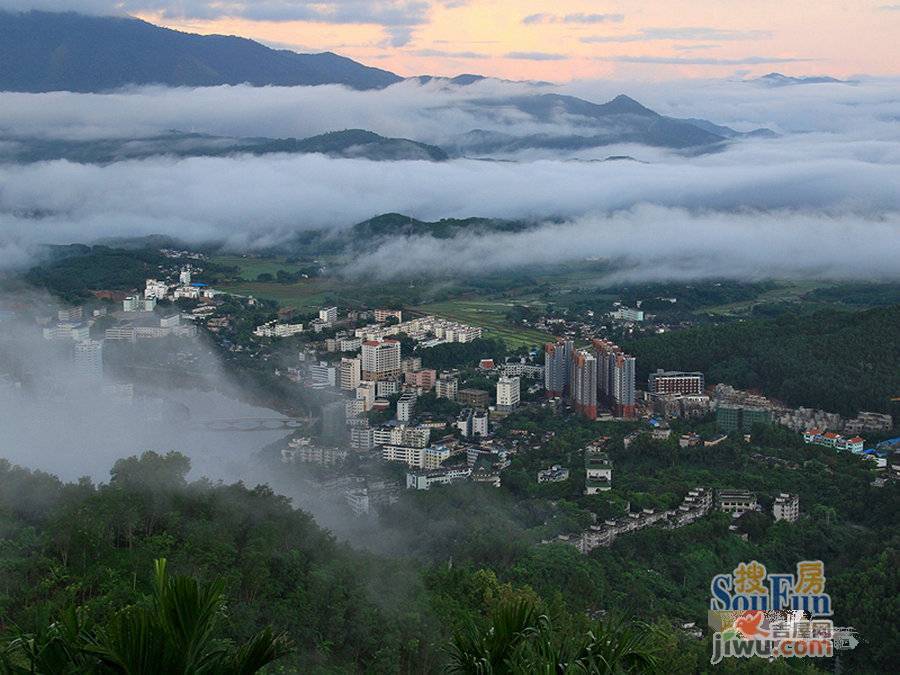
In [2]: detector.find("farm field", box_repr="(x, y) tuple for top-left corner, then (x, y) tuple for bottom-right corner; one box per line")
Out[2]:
(700, 280), (833, 316)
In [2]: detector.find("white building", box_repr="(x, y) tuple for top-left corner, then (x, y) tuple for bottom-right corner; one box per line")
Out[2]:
(308, 362), (337, 387)
(159, 314), (180, 329)
(376, 379), (400, 397)
(537, 465), (570, 483)
(350, 426), (375, 451)
(105, 326), (135, 342)
(456, 409), (489, 438)
(339, 337), (362, 352)
(496, 376), (521, 411)
(253, 320), (304, 338)
(57, 306), (83, 322)
(773, 493), (800, 522)
(397, 393), (417, 422)
(345, 398), (366, 418)
(319, 306), (338, 325)
(340, 357), (362, 391)
(435, 376), (458, 400)
(383, 443), (449, 469)
(74, 339), (103, 380)
(373, 424), (431, 448)
(356, 381), (377, 411)
(585, 451), (613, 494)
(345, 488), (370, 516)
(610, 307), (644, 322)
(43, 323), (90, 341)
(361, 339), (401, 380)
(717, 490), (758, 516)
(407, 465), (471, 490)
(472, 410), (489, 436)
(145, 279), (170, 300)
(179, 268), (192, 285)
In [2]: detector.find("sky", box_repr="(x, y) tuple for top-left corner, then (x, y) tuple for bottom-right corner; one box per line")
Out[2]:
(4, 1), (900, 80)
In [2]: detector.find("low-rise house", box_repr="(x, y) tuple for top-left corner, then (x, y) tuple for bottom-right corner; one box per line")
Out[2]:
(537, 465), (570, 483)
(406, 466), (472, 490)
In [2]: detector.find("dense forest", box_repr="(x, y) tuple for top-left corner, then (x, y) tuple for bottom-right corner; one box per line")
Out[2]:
(24, 247), (171, 302)
(2, 435), (897, 672)
(624, 305), (900, 415)
(23, 246), (241, 302)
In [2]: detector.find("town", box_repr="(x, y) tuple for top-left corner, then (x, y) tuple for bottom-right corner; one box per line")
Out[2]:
(7, 250), (896, 548)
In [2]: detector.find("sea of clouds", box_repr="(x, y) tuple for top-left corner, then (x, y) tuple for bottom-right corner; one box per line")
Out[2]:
(1, 76), (898, 280)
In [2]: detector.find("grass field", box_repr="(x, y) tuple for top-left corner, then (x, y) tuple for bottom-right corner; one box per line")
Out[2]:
(413, 299), (550, 349)
(217, 279), (336, 310)
(212, 255), (311, 281)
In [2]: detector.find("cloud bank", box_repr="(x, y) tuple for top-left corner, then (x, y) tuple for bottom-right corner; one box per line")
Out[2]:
(0, 77), (898, 281)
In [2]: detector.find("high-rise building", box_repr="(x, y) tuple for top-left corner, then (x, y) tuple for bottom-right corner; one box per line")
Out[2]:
(593, 339), (636, 418)
(648, 370), (705, 396)
(339, 357), (361, 390)
(496, 376), (520, 411)
(397, 393), (417, 422)
(611, 353), (636, 419)
(569, 350), (597, 419)
(361, 339), (401, 380)
(74, 339), (103, 380)
(544, 339), (573, 397)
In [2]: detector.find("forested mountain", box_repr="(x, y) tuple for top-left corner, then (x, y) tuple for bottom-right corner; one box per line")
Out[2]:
(1, 129), (449, 163)
(2, 430), (896, 672)
(446, 94), (775, 154)
(0, 11), (402, 92)
(624, 305), (900, 415)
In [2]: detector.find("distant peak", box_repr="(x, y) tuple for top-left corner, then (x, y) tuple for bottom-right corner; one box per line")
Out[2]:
(603, 94), (655, 115)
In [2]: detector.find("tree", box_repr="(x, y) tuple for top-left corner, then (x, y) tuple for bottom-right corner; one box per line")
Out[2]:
(445, 598), (661, 674)
(0, 559), (291, 674)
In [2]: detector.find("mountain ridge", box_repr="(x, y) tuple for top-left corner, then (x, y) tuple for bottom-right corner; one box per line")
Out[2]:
(0, 10), (402, 91)
(0, 128), (449, 163)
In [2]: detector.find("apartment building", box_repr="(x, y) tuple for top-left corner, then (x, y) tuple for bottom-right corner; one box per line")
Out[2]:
(773, 493), (800, 522)
(361, 339), (401, 380)
(648, 370), (705, 396)
(716, 490), (758, 516)
(496, 376), (521, 412)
